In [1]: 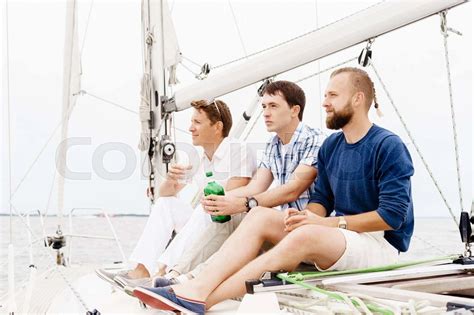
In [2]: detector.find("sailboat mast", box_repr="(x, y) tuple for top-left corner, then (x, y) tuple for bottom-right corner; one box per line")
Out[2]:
(140, 0), (181, 201)
(57, 0), (81, 229)
(3, 0), (18, 312)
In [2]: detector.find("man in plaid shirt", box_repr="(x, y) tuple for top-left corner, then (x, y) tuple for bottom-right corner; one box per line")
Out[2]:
(147, 80), (325, 288)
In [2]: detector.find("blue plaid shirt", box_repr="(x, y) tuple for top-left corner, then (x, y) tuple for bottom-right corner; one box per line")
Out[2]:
(259, 122), (325, 210)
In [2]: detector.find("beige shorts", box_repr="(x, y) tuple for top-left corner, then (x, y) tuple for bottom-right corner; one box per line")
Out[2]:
(315, 230), (399, 271)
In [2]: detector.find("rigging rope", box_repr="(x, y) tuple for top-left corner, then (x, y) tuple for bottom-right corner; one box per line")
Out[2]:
(10, 101), (78, 201)
(80, 0), (95, 60)
(227, 0), (248, 57)
(370, 62), (458, 226)
(313, 0), (323, 131)
(9, 204), (91, 312)
(439, 11), (465, 215)
(295, 57), (357, 84)
(83, 90), (138, 114)
(45, 170), (57, 218)
(227, 0), (261, 93)
(180, 61), (200, 77)
(243, 109), (263, 141)
(277, 255), (458, 314)
(7, 87), (132, 207)
(277, 273), (393, 315)
(283, 255), (457, 280)
(182, 55), (202, 68)
(412, 234), (451, 256)
(170, 0), (176, 13)
(211, 1), (385, 70)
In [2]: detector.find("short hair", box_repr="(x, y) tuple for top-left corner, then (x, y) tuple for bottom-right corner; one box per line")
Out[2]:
(263, 80), (306, 120)
(190, 99), (233, 137)
(330, 67), (378, 108)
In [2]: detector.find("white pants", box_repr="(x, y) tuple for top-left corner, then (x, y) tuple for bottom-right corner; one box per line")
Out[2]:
(315, 230), (399, 271)
(129, 196), (195, 274)
(158, 204), (212, 269)
(170, 212), (246, 277)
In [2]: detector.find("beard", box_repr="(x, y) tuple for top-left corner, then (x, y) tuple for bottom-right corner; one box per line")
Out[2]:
(326, 102), (354, 130)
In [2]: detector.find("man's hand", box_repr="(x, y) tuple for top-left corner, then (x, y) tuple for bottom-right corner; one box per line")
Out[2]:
(158, 164), (192, 197)
(201, 195), (247, 216)
(284, 208), (326, 232)
(165, 164), (192, 184)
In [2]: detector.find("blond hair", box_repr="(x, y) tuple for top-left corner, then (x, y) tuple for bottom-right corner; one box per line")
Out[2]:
(330, 67), (379, 109)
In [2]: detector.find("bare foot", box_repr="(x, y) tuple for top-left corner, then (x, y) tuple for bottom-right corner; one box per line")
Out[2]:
(171, 281), (207, 302)
(156, 263), (167, 276)
(127, 263), (150, 279)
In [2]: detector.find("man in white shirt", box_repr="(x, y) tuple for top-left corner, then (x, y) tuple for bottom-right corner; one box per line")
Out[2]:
(96, 99), (256, 287)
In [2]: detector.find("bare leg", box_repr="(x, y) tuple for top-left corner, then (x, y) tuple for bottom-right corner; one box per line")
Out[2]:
(171, 207), (288, 301)
(156, 263), (167, 277)
(206, 224), (346, 308)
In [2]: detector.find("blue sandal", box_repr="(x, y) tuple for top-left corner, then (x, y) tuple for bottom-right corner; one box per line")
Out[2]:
(133, 286), (205, 314)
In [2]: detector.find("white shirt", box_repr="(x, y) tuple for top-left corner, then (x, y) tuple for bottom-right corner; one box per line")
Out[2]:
(280, 142), (290, 165)
(178, 137), (257, 200)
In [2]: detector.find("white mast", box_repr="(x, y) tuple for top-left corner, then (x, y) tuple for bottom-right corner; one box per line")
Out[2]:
(56, 0), (81, 227)
(139, 0), (181, 200)
(165, 0), (466, 113)
(3, 0), (18, 312)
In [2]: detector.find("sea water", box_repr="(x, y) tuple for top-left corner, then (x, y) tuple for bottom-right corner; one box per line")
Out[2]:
(0, 216), (465, 297)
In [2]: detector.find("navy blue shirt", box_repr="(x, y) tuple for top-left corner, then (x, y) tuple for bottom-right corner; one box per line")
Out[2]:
(309, 124), (414, 252)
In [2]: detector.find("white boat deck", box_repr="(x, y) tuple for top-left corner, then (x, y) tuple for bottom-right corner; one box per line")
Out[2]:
(4, 262), (474, 314)
(1, 217), (472, 314)
(2, 263), (243, 314)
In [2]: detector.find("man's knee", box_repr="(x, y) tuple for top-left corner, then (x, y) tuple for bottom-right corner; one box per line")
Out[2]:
(284, 225), (328, 248)
(244, 206), (279, 224)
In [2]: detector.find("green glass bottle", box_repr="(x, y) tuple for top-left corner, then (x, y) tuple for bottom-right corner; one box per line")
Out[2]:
(204, 171), (231, 223)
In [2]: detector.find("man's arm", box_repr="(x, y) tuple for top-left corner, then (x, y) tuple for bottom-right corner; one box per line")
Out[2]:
(203, 165), (317, 215)
(305, 203), (392, 232)
(158, 165), (189, 197)
(201, 168), (274, 214)
(227, 163), (318, 204)
(225, 176), (251, 192)
(226, 168), (274, 197)
(286, 204), (392, 233)
(204, 132), (322, 215)
(253, 164), (317, 208)
(158, 181), (185, 197)
(337, 211), (393, 232)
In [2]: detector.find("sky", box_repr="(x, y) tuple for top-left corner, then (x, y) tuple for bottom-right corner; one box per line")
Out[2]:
(1, 0), (472, 218)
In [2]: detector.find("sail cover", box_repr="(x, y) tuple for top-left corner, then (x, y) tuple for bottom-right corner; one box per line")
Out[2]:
(166, 0), (466, 113)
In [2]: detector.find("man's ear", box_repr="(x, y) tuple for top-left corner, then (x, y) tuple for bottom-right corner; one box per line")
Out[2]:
(352, 92), (365, 108)
(215, 121), (224, 135)
(292, 105), (301, 118)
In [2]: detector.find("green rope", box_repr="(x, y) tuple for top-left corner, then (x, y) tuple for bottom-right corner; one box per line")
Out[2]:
(282, 255), (458, 281)
(277, 273), (393, 315)
(275, 256), (458, 314)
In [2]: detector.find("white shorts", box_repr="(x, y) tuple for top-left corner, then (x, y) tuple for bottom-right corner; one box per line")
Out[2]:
(315, 230), (399, 271)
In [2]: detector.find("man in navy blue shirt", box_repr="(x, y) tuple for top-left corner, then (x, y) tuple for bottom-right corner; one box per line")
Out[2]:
(133, 68), (414, 313)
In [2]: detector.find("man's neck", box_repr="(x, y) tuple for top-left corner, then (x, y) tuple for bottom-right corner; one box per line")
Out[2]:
(277, 119), (300, 145)
(203, 137), (224, 160)
(341, 115), (372, 144)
